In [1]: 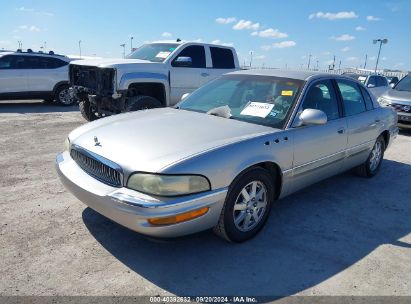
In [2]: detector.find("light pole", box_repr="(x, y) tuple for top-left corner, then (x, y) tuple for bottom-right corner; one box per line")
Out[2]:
(78, 40), (82, 59)
(130, 36), (134, 52)
(44, 41), (47, 52)
(373, 38), (388, 73)
(307, 54), (312, 70)
(249, 51), (253, 68)
(120, 43), (126, 58)
(363, 54), (368, 69)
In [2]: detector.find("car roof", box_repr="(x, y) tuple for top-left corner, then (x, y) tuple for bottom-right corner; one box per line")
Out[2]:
(227, 69), (340, 81)
(0, 50), (70, 61)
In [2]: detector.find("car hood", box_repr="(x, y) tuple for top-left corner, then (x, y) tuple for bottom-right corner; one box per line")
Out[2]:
(69, 108), (278, 173)
(383, 89), (411, 103)
(70, 58), (162, 69)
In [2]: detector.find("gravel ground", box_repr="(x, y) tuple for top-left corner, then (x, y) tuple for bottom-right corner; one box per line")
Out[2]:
(0, 100), (410, 299)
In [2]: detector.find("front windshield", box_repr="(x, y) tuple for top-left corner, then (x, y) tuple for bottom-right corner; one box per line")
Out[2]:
(126, 43), (178, 62)
(394, 75), (411, 91)
(178, 75), (303, 129)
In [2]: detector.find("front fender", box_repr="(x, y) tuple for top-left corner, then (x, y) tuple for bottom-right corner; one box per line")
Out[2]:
(118, 72), (169, 91)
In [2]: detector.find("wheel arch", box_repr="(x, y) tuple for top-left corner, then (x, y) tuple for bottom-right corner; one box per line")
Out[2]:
(380, 130), (390, 150)
(127, 82), (167, 106)
(230, 161), (283, 200)
(52, 81), (69, 95)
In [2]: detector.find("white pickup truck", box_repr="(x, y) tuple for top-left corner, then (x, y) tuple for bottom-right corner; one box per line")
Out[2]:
(69, 41), (240, 121)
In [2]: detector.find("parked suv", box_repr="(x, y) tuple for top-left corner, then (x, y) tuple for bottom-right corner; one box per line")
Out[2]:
(343, 73), (389, 98)
(69, 41), (240, 121)
(0, 50), (74, 105)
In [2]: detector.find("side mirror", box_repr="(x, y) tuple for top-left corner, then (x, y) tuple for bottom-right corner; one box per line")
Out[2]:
(173, 56), (192, 67)
(389, 83), (395, 88)
(298, 109), (327, 126)
(367, 83), (376, 88)
(181, 93), (190, 100)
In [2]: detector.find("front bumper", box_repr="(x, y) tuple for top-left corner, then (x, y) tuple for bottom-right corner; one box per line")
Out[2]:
(397, 112), (411, 129)
(56, 151), (228, 238)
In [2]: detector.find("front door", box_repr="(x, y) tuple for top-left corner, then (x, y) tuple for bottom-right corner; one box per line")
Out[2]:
(0, 55), (29, 94)
(291, 79), (348, 192)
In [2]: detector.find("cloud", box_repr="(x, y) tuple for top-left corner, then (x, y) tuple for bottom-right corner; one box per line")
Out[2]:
(233, 19), (260, 31)
(355, 26), (366, 31)
(366, 15), (381, 21)
(309, 11), (358, 20)
(17, 6), (53, 16)
(18, 25), (41, 32)
(215, 17), (236, 24)
(346, 56), (358, 61)
(368, 56), (376, 61)
(341, 47), (350, 52)
(331, 34), (355, 41)
(161, 32), (172, 37)
(211, 39), (234, 47)
(262, 41), (297, 50)
(251, 28), (287, 39)
(254, 55), (266, 60)
(322, 51), (331, 56)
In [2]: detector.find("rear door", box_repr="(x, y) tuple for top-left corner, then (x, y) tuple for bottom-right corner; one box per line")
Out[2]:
(206, 46), (237, 84)
(169, 45), (205, 105)
(335, 79), (379, 169)
(27, 56), (69, 92)
(0, 55), (29, 94)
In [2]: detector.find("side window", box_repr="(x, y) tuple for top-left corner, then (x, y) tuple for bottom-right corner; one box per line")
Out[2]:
(210, 47), (235, 69)
(172, 46), (206, 68)
(367, 76), (377, 87)
(13, 56), (29, 69)
(360, 86), (374, 110)
(376, 76), (388, 87)
(302, 80), (340, 120)
(336, 80), (367, 116)
(0, 56), (14, 69)
(25, 56), (41, 69)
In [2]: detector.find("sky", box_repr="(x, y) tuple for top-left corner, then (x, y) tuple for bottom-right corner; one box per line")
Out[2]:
(1, 0), (410, 71)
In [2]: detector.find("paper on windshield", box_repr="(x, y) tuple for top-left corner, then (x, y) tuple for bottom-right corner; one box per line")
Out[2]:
(155, 51), (171, 59)
(240, 102), (274, 118)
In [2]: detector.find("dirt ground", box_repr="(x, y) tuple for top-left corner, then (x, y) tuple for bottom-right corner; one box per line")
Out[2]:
(0, 100), (410, 299)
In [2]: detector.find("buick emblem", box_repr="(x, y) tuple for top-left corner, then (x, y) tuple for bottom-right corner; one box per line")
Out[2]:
(94, 136), (101, 146)
(403, 105), (411, 112)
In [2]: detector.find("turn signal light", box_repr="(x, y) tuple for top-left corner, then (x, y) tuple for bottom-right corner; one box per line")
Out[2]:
(148, 207), (209, 226)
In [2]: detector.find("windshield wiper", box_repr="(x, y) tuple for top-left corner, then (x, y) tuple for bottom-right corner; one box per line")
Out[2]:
(206, 105), (232, 119)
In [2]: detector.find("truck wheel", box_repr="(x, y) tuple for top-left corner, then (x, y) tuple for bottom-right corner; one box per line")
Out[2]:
(126, 95), (162, 112)
(79, 100), (98, 121)
(55, 85), (75, 106)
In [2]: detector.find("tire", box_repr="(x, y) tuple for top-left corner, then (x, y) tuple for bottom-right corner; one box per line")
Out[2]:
(79, 100), (98, 121)
(354, 135), (385, 178)
(55, 85), (75, 106)
(126, 95), (162, 112)
(213, 167), (276, 242)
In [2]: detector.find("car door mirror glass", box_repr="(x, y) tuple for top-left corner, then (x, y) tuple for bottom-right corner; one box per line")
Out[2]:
(174, 56), (192, 67)
(299, 109), (327, 126)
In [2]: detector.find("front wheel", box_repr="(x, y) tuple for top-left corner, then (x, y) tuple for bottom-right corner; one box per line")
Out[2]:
(126, 95), (162, 112)
(213, 167), (276, 242)
(354, 135), (385, 177)
(79, 100), (98, 121)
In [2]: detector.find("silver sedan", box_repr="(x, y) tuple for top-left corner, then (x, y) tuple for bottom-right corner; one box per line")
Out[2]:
(56, 70), (398, 242)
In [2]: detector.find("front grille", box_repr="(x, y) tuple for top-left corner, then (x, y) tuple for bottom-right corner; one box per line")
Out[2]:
(69, 65), (114, 93)
(70, 149), (122, 187)
(389, 103), (411, 113)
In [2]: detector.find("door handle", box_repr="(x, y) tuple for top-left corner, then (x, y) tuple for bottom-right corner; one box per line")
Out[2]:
(337, 128), (345, 134)
(201, 73), (209, 77)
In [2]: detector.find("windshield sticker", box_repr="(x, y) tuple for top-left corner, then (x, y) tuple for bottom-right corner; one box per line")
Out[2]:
(281, 90), (294, 96)
(155, 51), (171, 59)
(240, 102), (274, 118)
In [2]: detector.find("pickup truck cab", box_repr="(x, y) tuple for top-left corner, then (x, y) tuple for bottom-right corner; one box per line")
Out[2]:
(69, 41), (240, 120)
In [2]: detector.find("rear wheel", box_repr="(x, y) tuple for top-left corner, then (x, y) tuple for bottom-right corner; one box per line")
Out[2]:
(213, 167), (275, 242)
(354, 135), (385, 177)
(79, 100), (98, 121)
(126, 95), (162, 112)
(55, 85), (75, 106)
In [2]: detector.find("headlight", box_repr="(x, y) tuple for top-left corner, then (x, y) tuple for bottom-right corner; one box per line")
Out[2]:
(378, 97), (391, 106)
(127, 173), (210, 196)
(63, 138), (70, 151)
